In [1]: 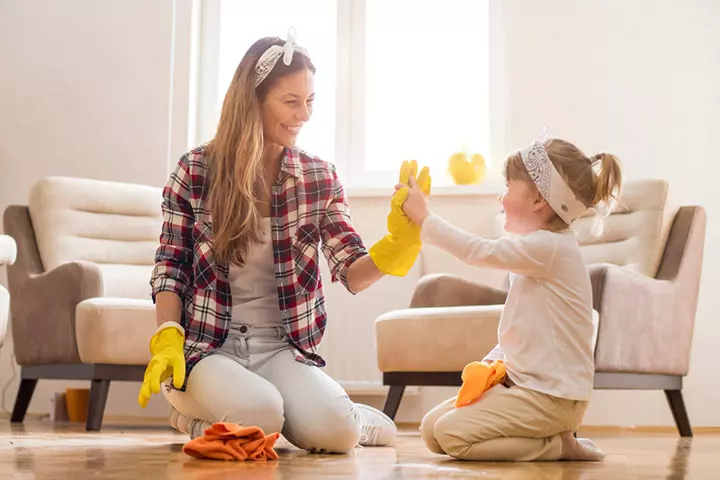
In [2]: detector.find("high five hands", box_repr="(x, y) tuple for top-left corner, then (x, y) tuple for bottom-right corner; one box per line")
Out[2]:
(394, 161), (432, 226)
(368, 160), (432, 277)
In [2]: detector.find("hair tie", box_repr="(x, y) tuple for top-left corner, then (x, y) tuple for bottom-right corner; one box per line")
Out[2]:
(254, 27), (309, 87)
(590, 154), (601, 167)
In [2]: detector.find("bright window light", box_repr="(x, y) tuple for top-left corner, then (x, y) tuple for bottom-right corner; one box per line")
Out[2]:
(364, 0), (490, 184)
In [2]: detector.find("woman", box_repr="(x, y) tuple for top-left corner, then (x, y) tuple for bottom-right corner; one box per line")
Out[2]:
(137, 30), (430, 454)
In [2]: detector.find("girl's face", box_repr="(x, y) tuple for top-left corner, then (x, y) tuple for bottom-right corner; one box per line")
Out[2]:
(499, 180), (547, 235)
(260, 69), (315, 148)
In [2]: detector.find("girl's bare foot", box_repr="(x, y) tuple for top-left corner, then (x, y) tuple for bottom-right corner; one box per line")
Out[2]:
(559, 431), (605, 461)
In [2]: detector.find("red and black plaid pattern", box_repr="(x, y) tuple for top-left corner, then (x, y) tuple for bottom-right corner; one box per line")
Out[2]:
(150, 146), (367, 387)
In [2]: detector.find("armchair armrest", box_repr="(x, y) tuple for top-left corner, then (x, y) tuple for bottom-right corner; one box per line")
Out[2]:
(0, 235), (16, 266)
(375, 305), (503, 372)
(12, 260), (103, 365)
(590, 263), (691, 375)
(410, 273), (508, 308)
(4, 205), (104, 364)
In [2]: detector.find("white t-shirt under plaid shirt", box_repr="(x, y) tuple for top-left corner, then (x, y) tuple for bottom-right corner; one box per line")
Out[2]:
(421, 213), (595, 401)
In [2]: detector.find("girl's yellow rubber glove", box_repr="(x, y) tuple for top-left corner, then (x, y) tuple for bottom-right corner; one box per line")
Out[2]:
(137, 322), (186, 408)
(369, 160), (432, 276)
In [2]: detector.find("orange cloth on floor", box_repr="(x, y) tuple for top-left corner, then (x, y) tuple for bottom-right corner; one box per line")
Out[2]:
(455, 360), (507, 408)
(182, 422), (280, 461)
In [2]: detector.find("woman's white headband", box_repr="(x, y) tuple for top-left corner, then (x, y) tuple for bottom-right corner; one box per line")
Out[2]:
(254, 27), (309, 87)
(520, 136), (587, 225)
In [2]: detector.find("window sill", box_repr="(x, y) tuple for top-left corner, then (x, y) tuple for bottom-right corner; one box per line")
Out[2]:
(346, 181), (504, 199)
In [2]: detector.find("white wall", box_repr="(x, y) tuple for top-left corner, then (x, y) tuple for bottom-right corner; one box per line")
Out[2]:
(1, 0), (719, 429)
(0, 0), (189, 419)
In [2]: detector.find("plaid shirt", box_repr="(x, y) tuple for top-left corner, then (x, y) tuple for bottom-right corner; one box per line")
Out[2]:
(150, 146), (367, 387)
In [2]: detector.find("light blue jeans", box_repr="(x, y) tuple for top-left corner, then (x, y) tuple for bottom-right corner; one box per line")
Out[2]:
(163, 324), (361, 453)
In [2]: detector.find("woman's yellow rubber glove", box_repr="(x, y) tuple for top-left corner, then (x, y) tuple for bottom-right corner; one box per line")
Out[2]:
(369, 160), (432, 276)
(137, 322), (186, 408)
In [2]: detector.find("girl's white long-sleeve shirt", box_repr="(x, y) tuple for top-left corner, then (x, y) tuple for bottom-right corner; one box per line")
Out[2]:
(421, 213), (595, 401)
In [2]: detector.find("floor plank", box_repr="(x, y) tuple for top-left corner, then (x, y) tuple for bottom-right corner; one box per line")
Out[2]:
(0, 419), (714, 479)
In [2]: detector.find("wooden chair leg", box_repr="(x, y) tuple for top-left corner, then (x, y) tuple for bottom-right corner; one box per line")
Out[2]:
(11, 378), (38, 423)
(665, 389), (692, 437)
(382, 385), (406, 420)
(87, 379), (111, 431)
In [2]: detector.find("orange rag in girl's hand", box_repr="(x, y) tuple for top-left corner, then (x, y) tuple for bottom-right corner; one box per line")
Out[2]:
(182, 422), (280, 461)
(455, 360), (507, 408)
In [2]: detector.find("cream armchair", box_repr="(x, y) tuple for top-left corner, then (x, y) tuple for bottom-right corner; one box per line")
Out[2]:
(375, 180), (705, 437)
(0, 234), (18, 348)
(4, 177), (161, 430)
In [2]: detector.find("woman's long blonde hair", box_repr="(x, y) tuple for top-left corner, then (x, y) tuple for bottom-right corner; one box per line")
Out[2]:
(206, 37), (315, 266)
(503, 138), (623, 231)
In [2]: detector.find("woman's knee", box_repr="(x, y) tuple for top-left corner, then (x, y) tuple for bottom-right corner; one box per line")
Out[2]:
(172, 385), (285, 435)
(320, 414), (361, 454)
(223, 391), (285, 434)
(183, 355), (286, 434)
(322, 418), (361, 454)
(285, 404), (360, 453)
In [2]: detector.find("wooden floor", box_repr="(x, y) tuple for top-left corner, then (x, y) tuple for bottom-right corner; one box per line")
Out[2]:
(0, 419), (715, 479)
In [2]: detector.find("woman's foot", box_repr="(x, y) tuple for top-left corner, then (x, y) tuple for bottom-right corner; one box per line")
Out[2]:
(559, 431), (605, 461)
(356, 404), (398, 447)
(169, 407), (210, 439)
(168, 407), (190, 434)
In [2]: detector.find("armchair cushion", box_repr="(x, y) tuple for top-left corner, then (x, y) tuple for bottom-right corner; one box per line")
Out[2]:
(375, 305), (503, 372)
(96, 264), (155, 300)
(571, 179), (675, 278)
(75, 298), (155, 365)
(28, 177), (162, 299)
(376, 305), (600, 374)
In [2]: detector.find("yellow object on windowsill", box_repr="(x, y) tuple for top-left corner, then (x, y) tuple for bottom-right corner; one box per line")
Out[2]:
(448, 150), (487, 185)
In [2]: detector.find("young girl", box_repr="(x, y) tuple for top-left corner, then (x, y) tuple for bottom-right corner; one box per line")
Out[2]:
(400, 137), (622, 462)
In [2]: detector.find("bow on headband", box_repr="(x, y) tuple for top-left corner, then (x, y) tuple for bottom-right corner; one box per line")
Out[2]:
(254, 27), (309, 87)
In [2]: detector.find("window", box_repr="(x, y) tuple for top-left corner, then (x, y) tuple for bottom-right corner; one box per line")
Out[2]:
(360, 0), (490, 187)
(196, 0), (490, 189)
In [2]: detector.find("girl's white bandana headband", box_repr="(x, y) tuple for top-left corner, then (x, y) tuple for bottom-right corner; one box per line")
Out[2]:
(254, 27), (309, 87)
(520, 133), (587, 225)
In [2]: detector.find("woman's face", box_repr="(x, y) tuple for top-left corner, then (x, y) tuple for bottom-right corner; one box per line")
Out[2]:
(260, 69), (315, 148)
